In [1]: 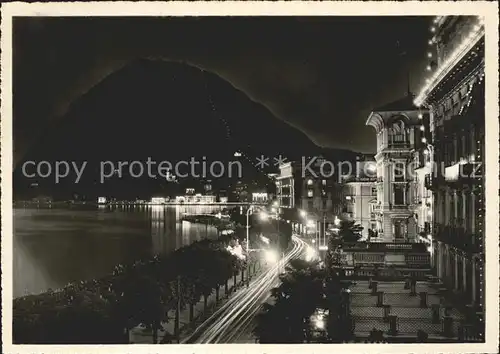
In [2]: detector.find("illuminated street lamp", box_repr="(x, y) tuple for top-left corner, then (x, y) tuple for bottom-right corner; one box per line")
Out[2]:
(246, 207), (268, 252)
(264, 249), (278, 264)
(299, 209), (307, 218)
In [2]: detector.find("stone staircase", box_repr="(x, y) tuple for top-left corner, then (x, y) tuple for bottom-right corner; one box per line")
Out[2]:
(349, 280), (466, 340)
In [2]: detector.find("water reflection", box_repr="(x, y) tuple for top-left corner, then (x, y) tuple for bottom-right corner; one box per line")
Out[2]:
(13, 205), (221, 298)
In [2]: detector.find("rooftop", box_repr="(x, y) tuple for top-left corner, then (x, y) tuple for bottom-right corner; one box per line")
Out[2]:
(372, 93), (419, 113)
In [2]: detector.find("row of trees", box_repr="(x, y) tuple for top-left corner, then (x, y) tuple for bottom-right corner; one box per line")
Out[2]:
(13, 235), (255, 344)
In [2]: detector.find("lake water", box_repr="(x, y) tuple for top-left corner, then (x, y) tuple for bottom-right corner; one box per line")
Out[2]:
(13, 205), (222, 298)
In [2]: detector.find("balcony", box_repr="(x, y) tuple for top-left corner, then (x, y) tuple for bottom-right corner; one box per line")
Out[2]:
(425, 173), (445, 190)
(433, 222), (482, 255)
(386, 141), (412, 149)
(389, 204), (410, 211)
(444, 162), (482, 188)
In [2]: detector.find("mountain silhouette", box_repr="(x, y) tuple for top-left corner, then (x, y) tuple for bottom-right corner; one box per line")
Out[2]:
(14, 60), (357, 199)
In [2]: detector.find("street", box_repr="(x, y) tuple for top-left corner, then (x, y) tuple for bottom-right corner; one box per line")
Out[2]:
(182, 235), (307, 343)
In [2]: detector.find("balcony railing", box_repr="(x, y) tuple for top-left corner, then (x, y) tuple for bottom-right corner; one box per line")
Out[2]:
(342, 242), (428, 253)
(425, 173), (446, 190)
(444, 162), (482, 187)
(386, 141), (412, 149)
(433, 223), (482, 254)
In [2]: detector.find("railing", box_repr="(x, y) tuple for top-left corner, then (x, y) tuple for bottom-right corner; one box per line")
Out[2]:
(343, 266), (431, 280)
(342, 242), (428, 253)
(425, 174), (446, 190)
(386, 141), (412, 149)
(433, 223), (482, 254)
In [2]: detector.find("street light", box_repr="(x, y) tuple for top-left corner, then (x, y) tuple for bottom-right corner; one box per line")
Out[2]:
(246, 206), (254, 253)
(264, 249), (278, 264)
(246, 207), (268, 252)
(299, 209), (307, 218)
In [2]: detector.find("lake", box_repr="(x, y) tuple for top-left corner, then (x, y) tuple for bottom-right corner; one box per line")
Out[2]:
(13, 205), (223, 298)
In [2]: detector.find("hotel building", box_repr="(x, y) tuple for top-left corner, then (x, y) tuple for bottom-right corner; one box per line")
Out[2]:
(414, 16), (485, 311)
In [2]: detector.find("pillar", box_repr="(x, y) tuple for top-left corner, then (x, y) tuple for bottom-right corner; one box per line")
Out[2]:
(444, 192), (449, 226)
(462, 255), (467, 295)
(462, 192), (467, 228)
(471, 257), (476, 305)
(438, 241), (444, 280)
(453, 191), (458, 221)
(454, 250), (459, 291)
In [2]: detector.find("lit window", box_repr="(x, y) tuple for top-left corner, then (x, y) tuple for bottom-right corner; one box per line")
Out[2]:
(322, 179), (327, 186)
(308, 190), (313, 197)
(307, 179), (313, 186)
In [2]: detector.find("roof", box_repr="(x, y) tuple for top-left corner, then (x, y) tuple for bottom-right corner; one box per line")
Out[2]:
(372, 93), (419, 113)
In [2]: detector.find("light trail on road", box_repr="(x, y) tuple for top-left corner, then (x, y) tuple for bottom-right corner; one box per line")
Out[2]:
(182, 235), (307, 343)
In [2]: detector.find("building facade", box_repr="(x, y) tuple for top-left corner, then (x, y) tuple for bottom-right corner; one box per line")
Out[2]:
(414, 16), (485, 310)
(341, 159), (378, 240)
(366, 95), (427, 243)
(276, 159), (343, 217)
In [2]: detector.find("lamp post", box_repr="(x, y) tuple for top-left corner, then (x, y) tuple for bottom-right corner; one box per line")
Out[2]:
(246, 206), (254, 253)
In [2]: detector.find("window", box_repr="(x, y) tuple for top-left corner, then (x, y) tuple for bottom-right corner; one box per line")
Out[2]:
(322, 179), (327, 186)
(307, 179), (313, 186)
(393, 161), (405, 181)
(394, 185), (405, 205)
(308, 190), (313, 197)
(388, 119), (409, 146)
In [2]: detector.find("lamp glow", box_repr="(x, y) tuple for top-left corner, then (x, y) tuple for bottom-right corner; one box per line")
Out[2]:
(300, 210), (307, 218)
(415, 19), (484, 106)
(305, 246), (317, 261)
(260, 212), (269, 221)
(264, 250), (278, 264)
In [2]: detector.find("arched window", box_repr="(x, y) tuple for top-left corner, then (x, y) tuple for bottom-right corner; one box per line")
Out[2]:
(388, 118), (410, 146)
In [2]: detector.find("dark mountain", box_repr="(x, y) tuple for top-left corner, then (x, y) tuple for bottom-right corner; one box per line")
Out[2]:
(14, 60), (357, 199)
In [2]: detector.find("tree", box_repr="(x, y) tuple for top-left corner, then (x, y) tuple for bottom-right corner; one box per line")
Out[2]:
(336, 220), (363, 243)
(325, 272), (354, 343)
(253, 261), (324, 343)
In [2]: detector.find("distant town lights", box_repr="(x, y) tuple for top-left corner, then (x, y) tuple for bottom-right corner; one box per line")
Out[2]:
(415, 19), (484, 106)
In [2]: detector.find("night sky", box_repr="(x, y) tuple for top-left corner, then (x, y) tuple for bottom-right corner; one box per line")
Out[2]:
(13, 16), (432, 166)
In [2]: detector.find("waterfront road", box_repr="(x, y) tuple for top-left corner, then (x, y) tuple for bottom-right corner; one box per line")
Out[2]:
(182, 235), (308, 343)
